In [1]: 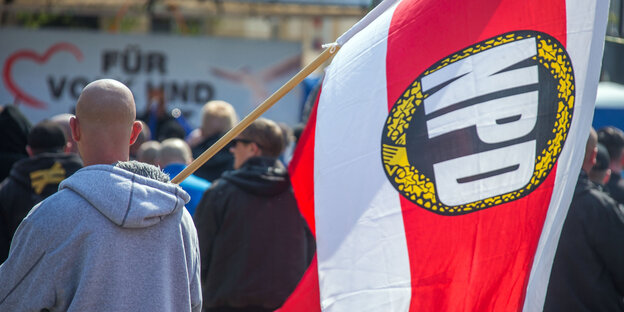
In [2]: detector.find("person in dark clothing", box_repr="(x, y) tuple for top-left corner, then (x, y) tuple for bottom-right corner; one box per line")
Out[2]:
(589, 143), (611, 187)
(194, 118), (315, 312)
(0, 120), (83, 262)
(191, 100), (239, 182)
(598, 126), (624, 204)
(0, 79), (200, 310)
(139, 87), (186, 141)
(544, 128), (624, 311)
(0, 105), (32, 182)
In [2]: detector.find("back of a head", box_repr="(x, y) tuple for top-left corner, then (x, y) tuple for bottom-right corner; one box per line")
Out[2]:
(589, 143), (611, 185)
(159, 138), (192, 167)
(240, 118), (285, 158)
(0, 105), (31, 154)
(136, 141), (161, 166)
(28, 120), (67, 155)
(593, 143), (610, 172)
(49, 114), (72, 137)
(76, 79), (136, 129)
(201, 100), (239, 138)
(50, 113), (79, 154)
(597, 126), (624, 162)
(74, 79), (138, 165)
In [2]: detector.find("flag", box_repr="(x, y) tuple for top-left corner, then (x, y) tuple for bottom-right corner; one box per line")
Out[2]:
(284, 0), (609, 311)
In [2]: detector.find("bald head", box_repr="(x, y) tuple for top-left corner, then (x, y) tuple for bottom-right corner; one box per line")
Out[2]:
(76, 79), (136, 127)
(71, 79), (142, 166)
(159, 138), (193, 167)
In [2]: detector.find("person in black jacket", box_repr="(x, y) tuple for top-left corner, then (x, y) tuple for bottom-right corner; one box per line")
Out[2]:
(589, 143), (611, 187)
(194, 118), (315, 312)
(0, 105), (31, 182)
(190, 100), (239, 182)
(544, 128), (624, 311)
(598, 126), (624, 205)
(0, 120), (83, 262)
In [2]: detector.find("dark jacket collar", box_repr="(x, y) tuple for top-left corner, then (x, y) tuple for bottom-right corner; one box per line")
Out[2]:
(222, 156), (290, 196)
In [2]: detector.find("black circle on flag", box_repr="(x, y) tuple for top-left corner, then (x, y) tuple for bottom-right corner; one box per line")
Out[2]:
(381, 31), (574, 215)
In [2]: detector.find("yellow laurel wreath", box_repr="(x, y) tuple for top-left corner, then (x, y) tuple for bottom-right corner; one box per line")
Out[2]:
(382, 32), (573, 215)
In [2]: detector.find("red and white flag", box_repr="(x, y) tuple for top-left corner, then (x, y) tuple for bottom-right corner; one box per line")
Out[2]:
(284, 0), (608, 311)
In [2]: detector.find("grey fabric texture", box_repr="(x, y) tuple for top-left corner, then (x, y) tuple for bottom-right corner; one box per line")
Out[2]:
(0, 164), (202, 311)
(115, 160), (170, 183)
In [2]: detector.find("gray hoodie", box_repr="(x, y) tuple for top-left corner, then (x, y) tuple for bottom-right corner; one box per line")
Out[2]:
(0, 163), (201, 311)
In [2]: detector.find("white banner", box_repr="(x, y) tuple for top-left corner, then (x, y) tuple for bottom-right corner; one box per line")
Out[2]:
(0, 28), (302, 127)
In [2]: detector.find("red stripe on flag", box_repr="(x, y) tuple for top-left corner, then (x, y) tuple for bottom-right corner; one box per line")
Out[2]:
(385, 0), (566, 310)
(280, 87), (323, 312)
(289, 87), (322, 235)
(275, 256), (321, 312)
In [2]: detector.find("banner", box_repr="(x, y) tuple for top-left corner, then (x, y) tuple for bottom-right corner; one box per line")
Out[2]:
(287, 0), (608, 310)
(0, 28), (302, 127)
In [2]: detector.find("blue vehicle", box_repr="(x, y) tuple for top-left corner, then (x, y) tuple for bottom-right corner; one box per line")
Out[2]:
(593, 81), (624, 131)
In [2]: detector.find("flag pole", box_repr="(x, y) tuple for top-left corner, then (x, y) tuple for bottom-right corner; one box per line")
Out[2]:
(172, 46), (340, 184)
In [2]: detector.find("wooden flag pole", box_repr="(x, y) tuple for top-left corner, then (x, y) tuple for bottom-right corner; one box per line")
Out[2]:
(172, 45), (340, 184)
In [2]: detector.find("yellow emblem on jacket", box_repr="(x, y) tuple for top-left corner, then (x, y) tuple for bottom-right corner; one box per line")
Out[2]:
(30, 162), (66, 195)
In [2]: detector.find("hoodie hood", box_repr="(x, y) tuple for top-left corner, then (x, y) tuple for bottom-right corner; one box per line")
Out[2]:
(10, 153), (83, 196)
(60, 164), (190, 228)
(222, 156), (290, 197)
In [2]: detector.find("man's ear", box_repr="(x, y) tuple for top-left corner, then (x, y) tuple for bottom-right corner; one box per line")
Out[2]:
(26, 145), (34, 157)
(251, 142), (263, 157)
(129, 121), (143, 145)
(69, 116), (80, 142)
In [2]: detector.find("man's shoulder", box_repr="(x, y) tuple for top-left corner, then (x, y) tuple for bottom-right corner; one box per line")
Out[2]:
(205, 177), (234, 193)
(571, 183), (623, 223)
(25, 187), (86, 225)
(180, 207), (199, 234)
(200, 178), (243, 207)
(606, 174), (624, 194)
(184, 174), (211, 189)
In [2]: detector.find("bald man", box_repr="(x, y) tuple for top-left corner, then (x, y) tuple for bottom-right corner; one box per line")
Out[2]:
(159, 138), (210, 216)
(0, 79), (201, 311)
(544, 128), (624, 311)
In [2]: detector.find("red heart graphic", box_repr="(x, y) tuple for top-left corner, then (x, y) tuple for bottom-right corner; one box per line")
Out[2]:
(3, 42), (83, 109)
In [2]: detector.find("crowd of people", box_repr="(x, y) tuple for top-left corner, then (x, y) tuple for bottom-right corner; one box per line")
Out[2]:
(2, 78), (624, 311)
(0, 79), (313, 311)
(545, 126), (624, 310)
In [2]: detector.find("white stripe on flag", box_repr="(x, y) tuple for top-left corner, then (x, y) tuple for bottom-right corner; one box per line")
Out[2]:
(314, 1), (411, 311)
(523, 0), (609, 311)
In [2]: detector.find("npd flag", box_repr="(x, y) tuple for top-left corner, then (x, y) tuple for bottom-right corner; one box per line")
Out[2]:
(286, 0), (609, 311)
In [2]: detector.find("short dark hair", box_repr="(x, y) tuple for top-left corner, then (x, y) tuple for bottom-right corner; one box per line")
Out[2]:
(28, 120), (66, 154)
(239, 118), (284, 158)
(597, 126), (624, 161)
(594, 143), (611, 171)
